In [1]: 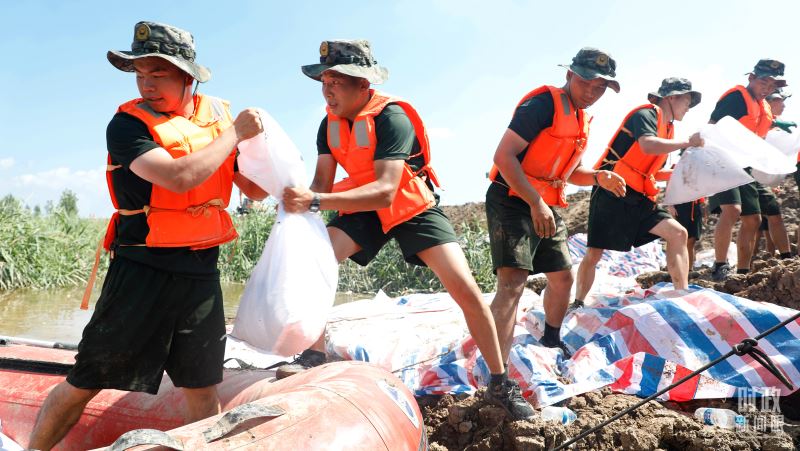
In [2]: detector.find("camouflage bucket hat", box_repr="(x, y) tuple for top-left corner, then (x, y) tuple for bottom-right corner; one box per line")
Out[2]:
(648, 77), (702, 108)
(767, 88), (792, 101)
(302, 40), (389, 84)
(747, 58), (787, 88)
(559, 47), (620, 93)
(107, 21), (211, 83)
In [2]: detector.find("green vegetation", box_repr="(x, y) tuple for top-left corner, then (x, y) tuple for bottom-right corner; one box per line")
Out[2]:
(218, 208), (276, 283)
(335, 222), (495, 295)
(0, 193), (106, 290)
(224, 209), (496, 295)
(1, 193), (496, 296)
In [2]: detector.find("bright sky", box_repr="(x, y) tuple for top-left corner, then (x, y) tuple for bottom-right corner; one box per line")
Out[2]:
(2, 0), (799, 217)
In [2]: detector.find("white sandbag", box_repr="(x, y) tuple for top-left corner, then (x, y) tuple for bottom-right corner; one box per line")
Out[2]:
(752, 129), (800, 186)
(0, 420), (22, 451)
(663, 146), (752, 205)
(751, 169), (790, 187)
(765, 128), (800, 157)
(236, 109), (307, 196)
(663, 117), (795, 204)
(706, 117), (795, 175)
(231, 110), (338, 356)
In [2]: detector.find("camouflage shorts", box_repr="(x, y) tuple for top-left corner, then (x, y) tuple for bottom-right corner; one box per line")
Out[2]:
(485, 183), (572, 275)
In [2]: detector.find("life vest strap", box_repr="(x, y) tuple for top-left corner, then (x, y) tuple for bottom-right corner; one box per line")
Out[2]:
(600, 146), (623, 167)
(118, 207), (148, 216)
(616, 157), (653, 179)
(536, 177), (565, 188)
(411, 163), (441, 187)
(107, 164), (122, 172)
(602, 145), (654, 180)
(80, 240), (104, 311)
(116, 198), (226, 218)
(186, 198), (226, 218)
(493, 176), (565, 190)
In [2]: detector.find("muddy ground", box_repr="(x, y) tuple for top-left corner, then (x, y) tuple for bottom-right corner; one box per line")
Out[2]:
(419, 389), (799, 451)
(426, 183), (800, 450)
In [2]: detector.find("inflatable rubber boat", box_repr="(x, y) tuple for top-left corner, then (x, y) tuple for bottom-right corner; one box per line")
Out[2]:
(0, 341), (426, 450)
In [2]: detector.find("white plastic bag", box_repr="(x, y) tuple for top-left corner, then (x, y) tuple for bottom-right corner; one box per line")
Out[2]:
(231, 109), (338, 356)
(0, 420), (22, 451)
(751, 170), (791, 187)
(705, 117), (795, 175)
(663, 146), (752, 205)
(765, 128), (800, 157)
(752, 129), (800, 186)
(236, 110), (307, 195)
(663, 117), (793, 205)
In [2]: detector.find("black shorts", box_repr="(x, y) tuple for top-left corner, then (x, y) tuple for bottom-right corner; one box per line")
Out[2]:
(754, 182), (780, 216)
(67, 256), (226, 394)
(708, 181), (780, 216)
(328, 206), (458, 267)
(794, 162), (800, 190)
(587, 187), (673, 252)
(673, 201), (704, 240)
(485, 183), (572, 275)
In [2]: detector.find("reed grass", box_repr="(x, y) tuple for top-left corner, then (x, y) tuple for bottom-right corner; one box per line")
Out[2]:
(1, 195), (496, 297)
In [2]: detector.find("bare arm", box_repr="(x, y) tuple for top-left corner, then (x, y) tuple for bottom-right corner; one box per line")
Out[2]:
(492, 128), (564, 237)
(492, 128), (544, 206)
(568, 164), (626, 197)
(233, 172), (268, 201)
(638, 132), (704, 155)
(567, 164), (597, 186)
(283, 158), (404, 213)
(129, 108), (263, 193)
(309, 154), (338, 194)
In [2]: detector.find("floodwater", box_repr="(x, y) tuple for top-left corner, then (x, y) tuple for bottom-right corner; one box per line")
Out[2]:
(0, 284), (363, 345)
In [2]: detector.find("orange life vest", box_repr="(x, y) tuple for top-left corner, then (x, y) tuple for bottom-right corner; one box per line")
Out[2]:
(594, 104), (674, 202)
(488, 85), (590, 208)
(719, 85), (774, 138)
(327, 90), (440, 233)
(104, 94), (238, 251)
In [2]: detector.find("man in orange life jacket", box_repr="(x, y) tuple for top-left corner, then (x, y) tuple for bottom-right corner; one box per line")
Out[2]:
(707, 59), (793, 281)
(767, 89), (800, 246)
(27, 21), (266, 450)
(486, 48), (624, 359)
(575, 78), (704, 305)
(281, 40), (534, 420)
(767, 90), (796, 184)
(760, 88), (796, 255)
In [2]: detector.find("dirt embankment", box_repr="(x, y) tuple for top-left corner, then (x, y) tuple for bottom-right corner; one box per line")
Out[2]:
(430, 184), (800, 450)
(420, 388), (799, 451)
(638, 254), (800, 312)
(441, 190), (592, 235)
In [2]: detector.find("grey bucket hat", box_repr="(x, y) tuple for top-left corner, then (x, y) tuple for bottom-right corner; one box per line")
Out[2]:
(302, 40), (389, 84)
(559, 47), (620, 93)
(747, 58), (787, 88)
(767, 88), (792, 101)
(107, 21), (211, 83)
(647, 77), (702, 108)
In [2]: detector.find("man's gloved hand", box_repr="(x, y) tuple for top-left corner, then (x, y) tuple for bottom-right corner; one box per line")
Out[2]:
(774, 119), (797, 133)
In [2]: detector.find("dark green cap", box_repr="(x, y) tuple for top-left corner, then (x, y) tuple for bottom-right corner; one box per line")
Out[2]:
(648, 77), (702, 108)
(748, 58), (787, 87)
(766, 88), (791, 101)
(302, 40), (389, 84)
(559, 47), (620, 93)
(107, 21), (210, 83)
